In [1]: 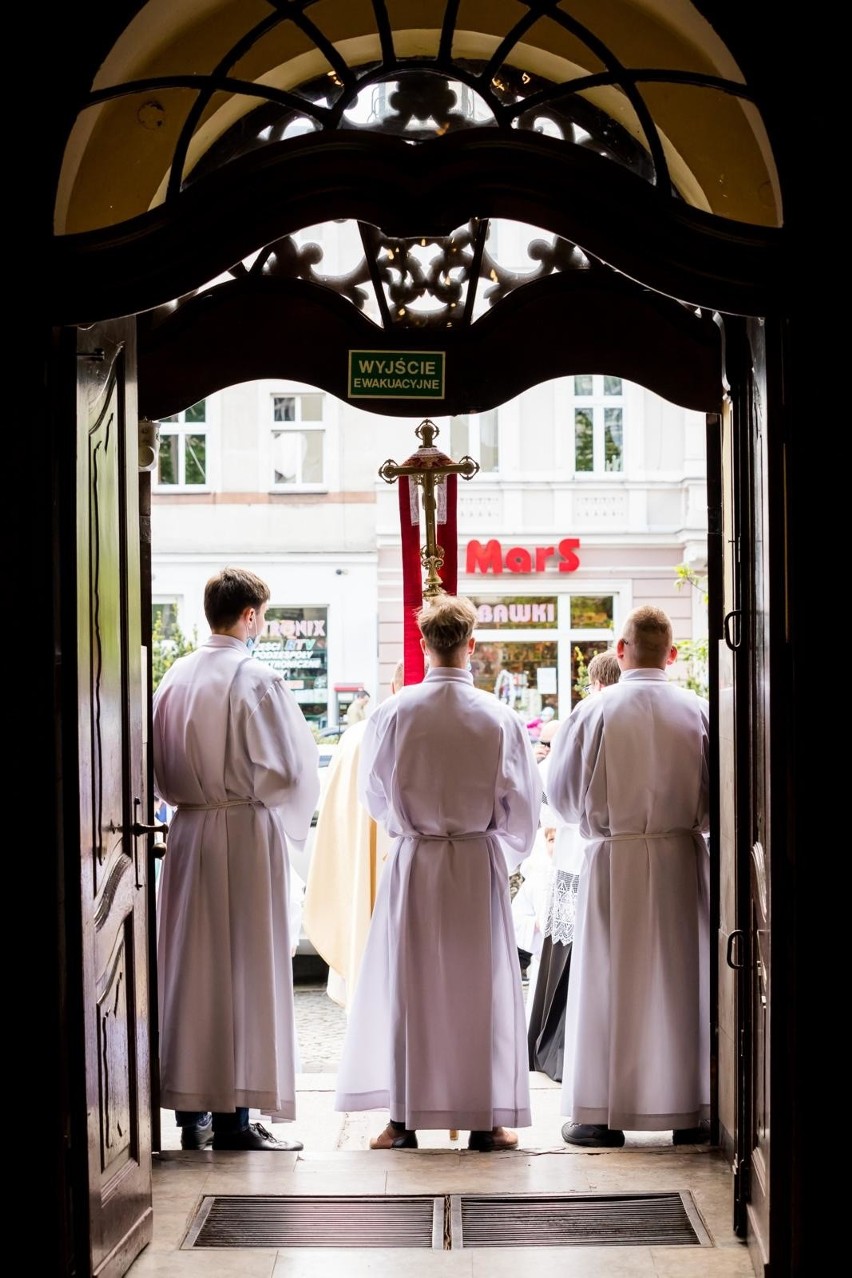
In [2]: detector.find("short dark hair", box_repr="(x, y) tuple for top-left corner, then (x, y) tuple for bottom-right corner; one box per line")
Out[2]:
(204, 566), (270, 630)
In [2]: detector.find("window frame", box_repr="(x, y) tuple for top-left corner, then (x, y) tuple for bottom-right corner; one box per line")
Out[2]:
(449, 408), (500, 474)
(269, 391), (327, 492)
(570, 375), (625, 477)
(154, 401), (210, 491)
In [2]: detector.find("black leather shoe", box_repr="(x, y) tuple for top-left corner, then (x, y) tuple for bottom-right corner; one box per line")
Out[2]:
(673, 1123), (711, 1145)
(561, 1122), (625, 1148)
(212, 1121), (303, 1151)
(181, 1116), (213, 1149)
(468, 1127), (519, 1151)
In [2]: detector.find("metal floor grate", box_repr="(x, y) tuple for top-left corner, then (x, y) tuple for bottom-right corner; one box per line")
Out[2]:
(184, 1192), (713, 1250)
(455, 1191), (711, 1247)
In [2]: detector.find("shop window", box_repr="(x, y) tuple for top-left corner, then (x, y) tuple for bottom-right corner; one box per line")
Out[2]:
(472, 638), (560, 717)
(568, 593), (616, 706)
(271, 392), (325, 489)
(570, 595), (614, 629)
(156, 400), (208, 488)
(470, 592), (615, 719)
(255, 605), (329, 727)
(572, 375), (624, 474)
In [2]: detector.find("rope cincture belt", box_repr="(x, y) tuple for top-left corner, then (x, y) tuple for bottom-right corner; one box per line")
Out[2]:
(177, 799), (259, 812)
(604, 828), (704, 841)
(404, 831), (489, 841)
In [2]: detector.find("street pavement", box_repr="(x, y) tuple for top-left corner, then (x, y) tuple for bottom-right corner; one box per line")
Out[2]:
(293, 973), (348, 1073)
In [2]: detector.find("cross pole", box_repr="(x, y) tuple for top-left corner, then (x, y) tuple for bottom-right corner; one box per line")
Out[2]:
(378, 419), (479, 1139)
(378, 419), (480, 599)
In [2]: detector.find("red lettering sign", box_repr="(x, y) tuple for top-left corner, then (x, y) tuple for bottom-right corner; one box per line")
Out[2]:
(466, 539), (503, 573)
(466, 537), (580, 574)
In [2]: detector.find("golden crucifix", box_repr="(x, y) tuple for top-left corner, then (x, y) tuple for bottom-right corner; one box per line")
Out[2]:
(378, 420), (480, 598)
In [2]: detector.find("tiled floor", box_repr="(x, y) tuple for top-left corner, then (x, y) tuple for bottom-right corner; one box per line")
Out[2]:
(127, 1070), (756, 1277)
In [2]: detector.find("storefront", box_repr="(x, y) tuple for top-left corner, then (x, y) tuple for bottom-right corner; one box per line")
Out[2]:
(467, 590), (616, 721)
(255, 604), (330, 727)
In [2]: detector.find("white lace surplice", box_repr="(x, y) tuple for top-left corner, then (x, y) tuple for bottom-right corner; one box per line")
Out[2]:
(543, 867), (579, 946)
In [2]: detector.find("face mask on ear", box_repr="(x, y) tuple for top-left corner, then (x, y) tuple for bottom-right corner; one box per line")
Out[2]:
(246, 613), (257, 653)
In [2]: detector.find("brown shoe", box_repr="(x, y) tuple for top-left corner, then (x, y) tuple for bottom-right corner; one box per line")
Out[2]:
(468, 1126), (519, 1151)
(369, 1122), (418, 1150)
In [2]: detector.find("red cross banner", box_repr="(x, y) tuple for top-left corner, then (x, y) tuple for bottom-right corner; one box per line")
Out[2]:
(398, 473), (458, 684)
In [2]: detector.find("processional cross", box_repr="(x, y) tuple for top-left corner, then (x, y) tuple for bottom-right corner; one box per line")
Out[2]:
(378, 419), (479, 1143)
(378, 419), (479, 682)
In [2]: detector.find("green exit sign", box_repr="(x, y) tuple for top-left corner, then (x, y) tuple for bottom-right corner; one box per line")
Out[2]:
(348, 350), (446, 399)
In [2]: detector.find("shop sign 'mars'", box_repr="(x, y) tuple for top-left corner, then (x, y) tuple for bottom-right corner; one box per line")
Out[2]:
(465, 538), (581, 574)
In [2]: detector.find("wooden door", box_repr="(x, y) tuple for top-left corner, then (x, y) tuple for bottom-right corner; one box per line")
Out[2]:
(740, 319), (772, 1273)
(718, 316), (771, 1270)
(74, 319), (153, 1277)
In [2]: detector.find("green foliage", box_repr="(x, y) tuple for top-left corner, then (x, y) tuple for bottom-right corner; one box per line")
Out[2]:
(572, 645), (590, 701)
(674, 564), (709, 697)
(674, 563), (708, 606)
(151, 613), (198, 691)
(311, 726), (342, 744)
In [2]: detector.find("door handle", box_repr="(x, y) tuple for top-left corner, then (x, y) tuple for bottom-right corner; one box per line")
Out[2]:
(726, 929), (745, 969)
(130, 821), (169, 838)
(133, 821), (169, 858)
(723, 610), (742, 651)
(107, 819), (169, 838)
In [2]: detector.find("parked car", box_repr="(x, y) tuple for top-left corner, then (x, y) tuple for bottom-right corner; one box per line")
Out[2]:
(291, 742), (339, 963)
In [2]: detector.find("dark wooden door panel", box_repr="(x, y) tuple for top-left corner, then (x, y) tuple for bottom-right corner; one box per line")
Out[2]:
(75, 321), (152, 1277)
(719, 317), (771, 1270)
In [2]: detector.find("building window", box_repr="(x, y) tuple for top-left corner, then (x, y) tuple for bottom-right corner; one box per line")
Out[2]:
(572, 375), (624, 474)
(152, 600), (179, 640)
(271, 393), (325, 488)
(156, 400), (208, 488)
(450, 409), (499, 472)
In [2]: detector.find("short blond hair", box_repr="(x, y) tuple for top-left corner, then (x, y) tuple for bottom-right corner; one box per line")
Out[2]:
(416, 592), (477, 655)
(587, 649), (621, 688)
(620, 606), (673, 665)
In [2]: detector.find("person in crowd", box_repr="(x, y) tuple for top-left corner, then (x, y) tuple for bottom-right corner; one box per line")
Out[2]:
(533, 715), (560, 763)
(511, 822), (556, 991)
(493, 666), (514, 705)
(526, 703), (556, 743)
(506, 711), (561, 919)
(303, 660), (405, 1010)
(527, 650), (621, 1081)
(345, 689), (371, 725)
(334, 592), (542, 1152)
(510, 714), (562, 979)
(547, 606), (711, 1147)
(152, 566), (320, 1152)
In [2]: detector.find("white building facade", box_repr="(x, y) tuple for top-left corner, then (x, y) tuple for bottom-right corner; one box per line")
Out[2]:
(150, 368), (708, 729)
